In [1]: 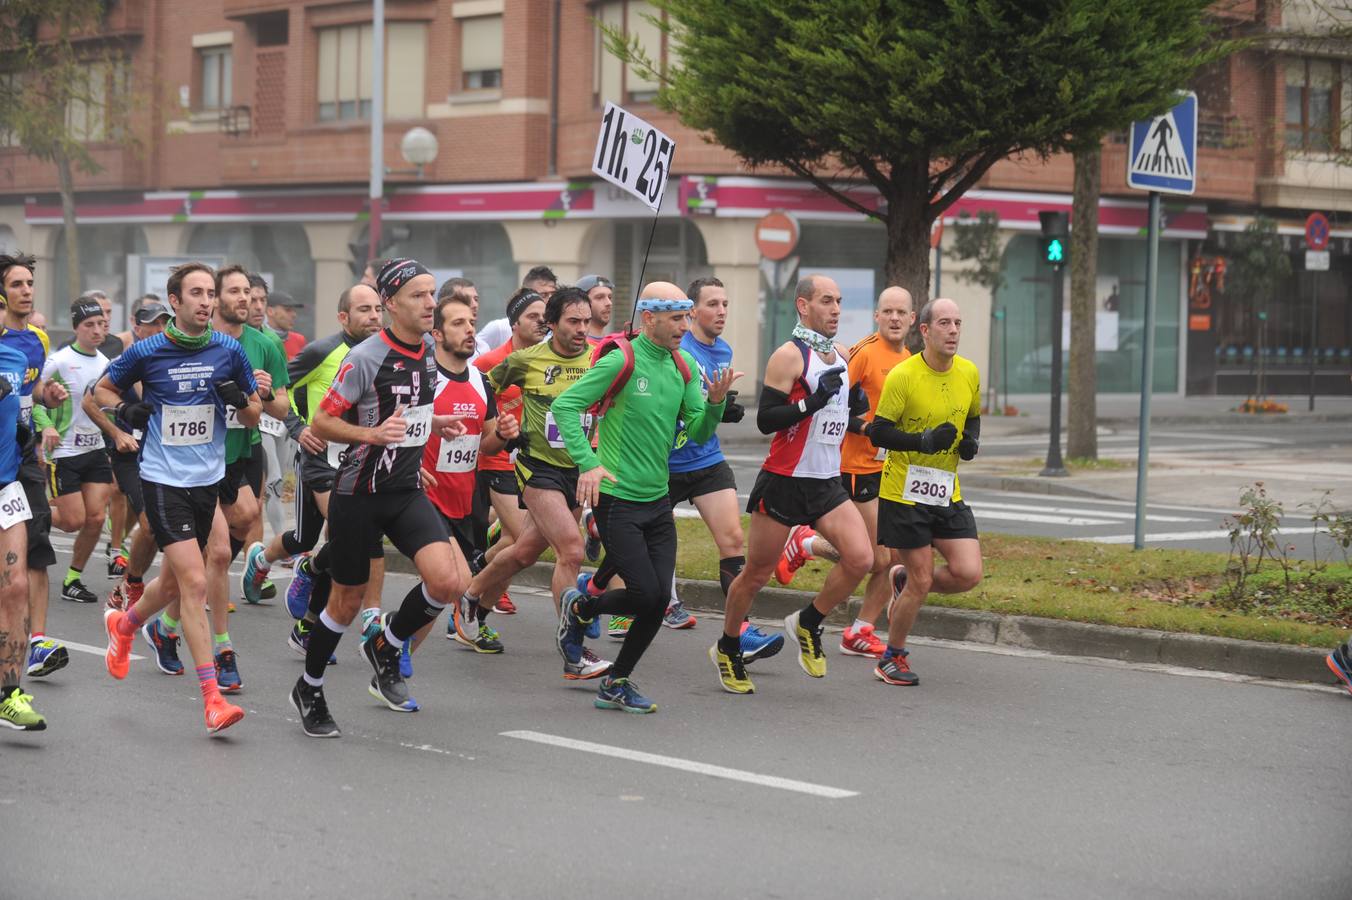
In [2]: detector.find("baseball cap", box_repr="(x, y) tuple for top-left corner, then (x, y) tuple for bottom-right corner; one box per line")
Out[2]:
(134, 301), (172, 324)
(576, 274), (614, 294)
(270, 290), (305, 309)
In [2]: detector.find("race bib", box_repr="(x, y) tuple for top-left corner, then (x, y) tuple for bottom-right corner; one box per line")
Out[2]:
(435, 434), (478, 473)
(0, 480), (32, 530)
(326, 440), (346, 470)
(19, 395), (31, 427)
(72, 426), (104, 450)
(259, 414), (286, 437)
(132, 428), (144, 441)
(545, 410), (593, 449)
(396, 404), (433, 449)
(161, 404), (214, 446)
(810, 402), (848, 446)
(875, 444), (888, 462)
(225, 406), (246, 430)
(901, 464), (955, 507)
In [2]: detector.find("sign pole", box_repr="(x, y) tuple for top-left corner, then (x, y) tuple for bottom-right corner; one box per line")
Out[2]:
(1309, 270), (1318, 411)
(1133, 191), (1161, 550)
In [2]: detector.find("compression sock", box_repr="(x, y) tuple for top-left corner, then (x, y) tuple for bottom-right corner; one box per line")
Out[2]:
(196, 663), (220, 701)
(798, 603), (826, 633)
(305, 611), (345, 682)
(305, 572), (332, 623)
(718, 555), (745, 598)
(311, 542), (333, 575)
(387, 583), (446, 645)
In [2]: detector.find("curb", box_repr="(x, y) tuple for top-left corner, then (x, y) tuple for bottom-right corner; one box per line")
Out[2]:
(957, 472), (1120, 500)
(388, 554), (1334, 684)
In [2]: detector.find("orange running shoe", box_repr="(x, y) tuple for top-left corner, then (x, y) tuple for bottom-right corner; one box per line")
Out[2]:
(493, 593), (517, 614)
(107, 579), (144, 612)
(103, 609), (133, 680)
(840, 623), (886, 658)
(774, 525), (816, 585)
(204, 695), (245, 734)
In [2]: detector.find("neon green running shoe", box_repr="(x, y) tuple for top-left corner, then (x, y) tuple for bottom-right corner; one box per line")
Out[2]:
(0, 688), (46, 731)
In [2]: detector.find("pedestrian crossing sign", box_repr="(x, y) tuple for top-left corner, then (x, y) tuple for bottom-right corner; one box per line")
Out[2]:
(1126, 92), (1197, 195)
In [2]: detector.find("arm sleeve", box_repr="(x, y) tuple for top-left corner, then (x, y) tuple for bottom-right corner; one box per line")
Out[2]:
(866, 416), (926, 452)
(551, 351), (623, 474)
(284, 409), (307, 442)
(962, 415), (981, 442)
(482, 381), (498, 421)
(319, 353), (370, 417)
(286, 339), (326, 388)
(756, 386), (814, 434)
(679, 353), (724, 446)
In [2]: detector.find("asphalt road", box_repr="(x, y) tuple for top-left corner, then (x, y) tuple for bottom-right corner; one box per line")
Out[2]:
(9, 540), (1351, 900)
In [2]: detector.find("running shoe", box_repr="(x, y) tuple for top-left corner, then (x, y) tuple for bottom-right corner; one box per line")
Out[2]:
(107, 579), (144, 612)
(708, 644), (755, 694)
(260, 579), (277, 601)
(241, 542), (269, 605)
(141, 620), (183, 675)
(662, 599), (696, 629)
(362, 619), (417, 712)
(889, 563), (908, 599)
(285, 556), (314, 619)
(452, 593), (480, 643)
(103, 609), (134, 680)
(0, 688), (46, 731)
(840, 623), (886, 658)
(784, 609), (826, 678)
(874, 648), (919, 686)
(215, 649), (242, 693)
(25, 639), (69, 678)
(594, 676), (656, 714)
(288, 620), (337, 665)
(582, 509), (602, 562)
(358, 607), (382, 646)
(607, 615), (632, 639)
(455, 622), (505, 654)
(487, 519), (502, 547)
(1327, 642), (1352, 696)
(577, 574), (601, 639)
(739, 623), (784, 664)
(399, 640), (413, 679)
(556, 588), (588, 666)
(774, 525), (816, 585)
(60, 579), (98, 603)
(204, 695), (245, 734)
(493, 593), (517, 615)
(566, 647), (612, 681)
(108, 551), (128, 579)
(290, 677), (340, 738)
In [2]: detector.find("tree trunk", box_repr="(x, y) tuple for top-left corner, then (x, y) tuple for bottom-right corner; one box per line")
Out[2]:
(883, 186), (933, 356)
(1067, 145), (1100, 460)
(56, 150), (81, 305)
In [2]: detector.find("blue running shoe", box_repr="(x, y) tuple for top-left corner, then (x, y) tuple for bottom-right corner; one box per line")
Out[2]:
(594, 676), (657, 714)
(288, 621), (337, 665)
(400, 639), (413, 679)
(241, 542), (269, 605)
(215, 649), (242, 693)
(556, 588), (588, 666)
(577, 574), (601, 639)
(141, 620), (184, 675)
(285, 556), (314, 619)
(740, 624), (785, 664)
(25, 638), (70, 678)
(1328, 641), (1352, 696)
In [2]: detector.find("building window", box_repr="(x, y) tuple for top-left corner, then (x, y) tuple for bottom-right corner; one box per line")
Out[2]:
(317, 22), (425, 122)
(199, 47), (232, 111)
(0, 73), (20, 147)
(1285, 57), (1343, 153)
(460, 15), (503, 91)
(594, 0), (669, 106)
(66, 61), (127, 143)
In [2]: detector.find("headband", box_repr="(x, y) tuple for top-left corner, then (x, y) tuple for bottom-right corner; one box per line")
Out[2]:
(507, 291), (542, 325)
(72, 300), (104, 327)
(376, 258), (432, 302)
(635, 297), (693, 313)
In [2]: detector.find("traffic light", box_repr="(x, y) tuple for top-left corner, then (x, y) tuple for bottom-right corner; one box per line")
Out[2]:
(1038, 210), (1069, 269)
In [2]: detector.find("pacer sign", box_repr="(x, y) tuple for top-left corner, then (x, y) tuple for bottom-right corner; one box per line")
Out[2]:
(592, 101), (676, 212)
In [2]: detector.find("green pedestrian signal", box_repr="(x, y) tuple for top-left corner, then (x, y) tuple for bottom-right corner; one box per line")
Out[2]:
(1045, 238), (1064, 263)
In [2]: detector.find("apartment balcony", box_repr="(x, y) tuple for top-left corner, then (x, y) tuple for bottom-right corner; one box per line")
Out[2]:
(1258, 154), (1352, 213)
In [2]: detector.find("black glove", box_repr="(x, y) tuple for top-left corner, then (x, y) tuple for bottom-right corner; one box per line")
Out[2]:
(0, 376), (12, 404)
(214, 379), (250, 410)
(721, 390), (745, 424)
(958, 432), (979, 460)
(805, 365), (846, 413)
(15, 421), (30, 450)
(848, 382), (869, 418)
(918, 421), (959, 454)
(118, 401), (154, 429)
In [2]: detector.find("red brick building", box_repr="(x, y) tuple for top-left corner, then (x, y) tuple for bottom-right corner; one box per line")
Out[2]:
(2, 0), (1348, 394)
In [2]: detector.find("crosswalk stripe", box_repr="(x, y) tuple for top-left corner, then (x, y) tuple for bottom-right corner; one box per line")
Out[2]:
(971, 500), (1207, 523)
(1082, 526), (1321, 545)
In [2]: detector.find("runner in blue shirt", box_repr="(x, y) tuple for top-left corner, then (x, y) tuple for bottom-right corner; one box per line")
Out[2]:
(93, 262), (260, 736)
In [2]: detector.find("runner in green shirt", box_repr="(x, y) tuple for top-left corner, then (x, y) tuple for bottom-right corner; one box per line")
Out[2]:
(553, 281), (738, 714)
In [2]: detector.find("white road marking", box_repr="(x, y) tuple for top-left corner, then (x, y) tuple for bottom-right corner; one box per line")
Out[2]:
(971, 500), (1206, 523)
(972, 510), (1120, 526)
(55, 638), (145, 661)
(501, 729), (859, 799)
(1083, 526), (1321, 545)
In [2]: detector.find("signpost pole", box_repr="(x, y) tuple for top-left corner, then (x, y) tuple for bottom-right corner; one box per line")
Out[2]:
(1309, 270), (1318, 411)
(1133, 191), (1160, 551)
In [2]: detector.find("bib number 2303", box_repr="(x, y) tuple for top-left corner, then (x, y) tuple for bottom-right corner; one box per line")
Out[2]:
(901, 464), (955, 507)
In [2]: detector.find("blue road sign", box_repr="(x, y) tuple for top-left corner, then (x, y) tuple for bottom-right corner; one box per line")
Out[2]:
(1127, 92), (1197, 195)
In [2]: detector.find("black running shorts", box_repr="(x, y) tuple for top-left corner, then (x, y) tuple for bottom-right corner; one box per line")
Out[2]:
(668, 460), (737, 506)
(51, 450), (113, 496)
(746, 469), (850, 528)
(143, 480), (219, 550)
(840, 471), (882, 504)
(109, 449), (144, 515)
(327, 490), (449, 586)
(19, 455), (55, 569)
(514, 454), (580, 511)
(877, 498), (979, 550)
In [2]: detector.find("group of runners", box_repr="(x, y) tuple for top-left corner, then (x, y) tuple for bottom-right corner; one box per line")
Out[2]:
(0, 251), (990, 738)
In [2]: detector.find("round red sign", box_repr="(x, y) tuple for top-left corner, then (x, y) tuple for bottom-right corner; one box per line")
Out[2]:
(755, 211), (799, 261)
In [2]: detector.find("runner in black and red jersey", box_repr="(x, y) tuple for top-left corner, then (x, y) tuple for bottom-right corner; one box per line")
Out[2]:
(422, 293), (519, 653)
(289, 258), (469, 738)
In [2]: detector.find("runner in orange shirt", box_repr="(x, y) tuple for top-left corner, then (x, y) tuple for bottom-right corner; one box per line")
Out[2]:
(774, 286), (914, 657)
